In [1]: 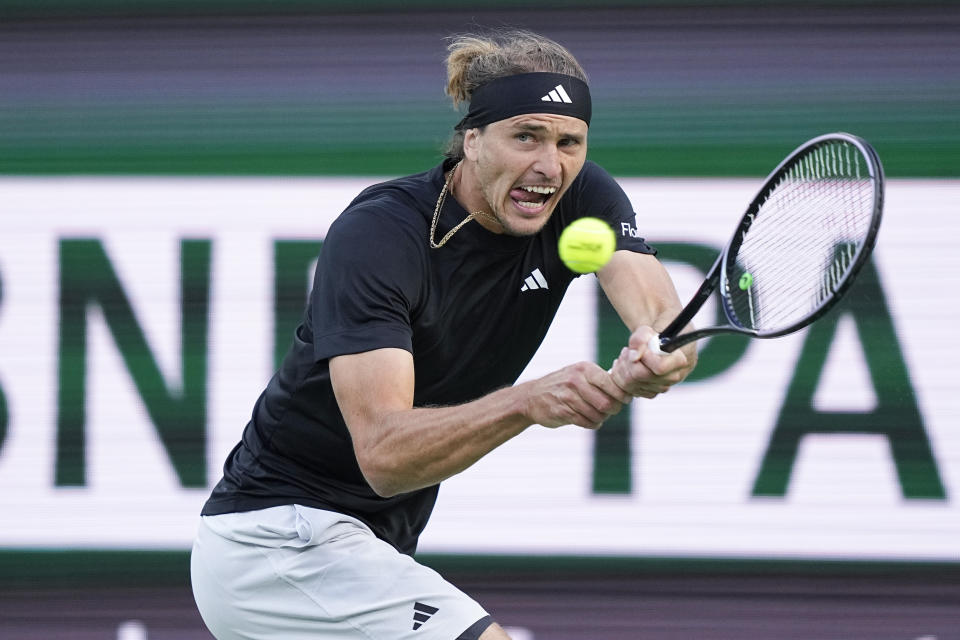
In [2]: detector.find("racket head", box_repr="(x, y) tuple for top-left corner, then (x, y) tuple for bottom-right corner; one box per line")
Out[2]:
(718, 132), (884, 338)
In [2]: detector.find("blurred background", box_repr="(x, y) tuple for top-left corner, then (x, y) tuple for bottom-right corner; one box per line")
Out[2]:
(1, 1), (959, 639)
(2, 0), (958, 177)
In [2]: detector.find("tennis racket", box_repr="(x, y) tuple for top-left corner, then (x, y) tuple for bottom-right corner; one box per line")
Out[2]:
(652, 132), (884, 354)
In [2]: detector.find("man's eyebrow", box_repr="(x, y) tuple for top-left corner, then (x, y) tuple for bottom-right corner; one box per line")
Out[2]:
(512, 123), (585, 141)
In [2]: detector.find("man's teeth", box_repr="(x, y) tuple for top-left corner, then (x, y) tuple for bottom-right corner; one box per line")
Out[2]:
(521, 186), (557, 195)
(516, 200), (541, 210)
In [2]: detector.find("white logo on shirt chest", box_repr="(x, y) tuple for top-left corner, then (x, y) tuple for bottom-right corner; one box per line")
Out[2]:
(520, 268), (549, 292)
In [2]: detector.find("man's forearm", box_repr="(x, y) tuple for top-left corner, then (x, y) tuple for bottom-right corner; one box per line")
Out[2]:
(355, 385), (533, 498)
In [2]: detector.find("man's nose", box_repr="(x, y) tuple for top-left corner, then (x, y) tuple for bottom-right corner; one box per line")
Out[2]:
(532, 144), (561, 181)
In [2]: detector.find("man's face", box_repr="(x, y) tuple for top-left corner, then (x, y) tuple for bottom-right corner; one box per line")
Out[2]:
(462, 113), (588, 237)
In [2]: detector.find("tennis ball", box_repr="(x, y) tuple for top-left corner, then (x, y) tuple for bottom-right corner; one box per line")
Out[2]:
(558, 217), (616, 274)
(739, 272), (754, 290)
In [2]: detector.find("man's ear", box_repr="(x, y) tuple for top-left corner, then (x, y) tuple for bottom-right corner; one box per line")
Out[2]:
(462, 128), (481, 162)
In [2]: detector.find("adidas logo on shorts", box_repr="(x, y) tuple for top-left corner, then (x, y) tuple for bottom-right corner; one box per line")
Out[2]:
(412, 601), (439, 630)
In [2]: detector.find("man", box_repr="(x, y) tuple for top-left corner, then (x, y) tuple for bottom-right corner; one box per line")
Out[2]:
(191, 30), (696, 640)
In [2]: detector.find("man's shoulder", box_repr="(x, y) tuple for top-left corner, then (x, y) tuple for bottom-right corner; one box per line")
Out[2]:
(325, 165), (443, 260)
(570, 160), (617, 191)
(342, 165), (442, 231)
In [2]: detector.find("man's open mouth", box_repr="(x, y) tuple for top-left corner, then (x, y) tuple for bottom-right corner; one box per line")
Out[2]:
(511, 185), (558, 210)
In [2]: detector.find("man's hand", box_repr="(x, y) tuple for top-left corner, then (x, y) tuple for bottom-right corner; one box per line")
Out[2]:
(520, 361), (632, 430)
(609, 326), (695, 399)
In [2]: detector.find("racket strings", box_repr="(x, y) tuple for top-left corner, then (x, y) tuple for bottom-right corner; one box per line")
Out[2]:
(726, 140), (876, 332)
(737, 148), (871, 328)
(746, 182), (867, 326)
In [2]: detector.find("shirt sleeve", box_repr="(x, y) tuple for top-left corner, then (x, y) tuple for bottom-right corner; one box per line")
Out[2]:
(310, 205), (425, 362)
(573, 161), (657, 256)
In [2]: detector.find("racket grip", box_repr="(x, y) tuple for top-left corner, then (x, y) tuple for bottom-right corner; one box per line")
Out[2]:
(608, 335), (665, 374)
(647, 334), (666, 356)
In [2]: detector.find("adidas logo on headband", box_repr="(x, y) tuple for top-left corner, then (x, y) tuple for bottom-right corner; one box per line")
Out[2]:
(454, 72), (592, 130)
(541, 84), (574, 104)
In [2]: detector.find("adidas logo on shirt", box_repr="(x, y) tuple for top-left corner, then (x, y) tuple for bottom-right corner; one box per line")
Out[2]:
(541, 84), (573, 104)
(412, 602), (439, 631)
(520, 268), (549, 292)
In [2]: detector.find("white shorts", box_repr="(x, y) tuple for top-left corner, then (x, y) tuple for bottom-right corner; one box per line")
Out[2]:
(190, 504), (492, 640)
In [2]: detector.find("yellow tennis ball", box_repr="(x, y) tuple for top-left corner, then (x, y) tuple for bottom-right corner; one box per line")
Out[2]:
(558, 217), (616, 273)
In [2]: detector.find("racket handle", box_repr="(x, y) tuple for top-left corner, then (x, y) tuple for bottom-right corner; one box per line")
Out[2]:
(647, 334), (666, 356)
(608, 335), (666, 374)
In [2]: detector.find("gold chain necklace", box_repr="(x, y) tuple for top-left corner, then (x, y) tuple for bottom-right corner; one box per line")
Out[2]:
(430, 161), (499, 249)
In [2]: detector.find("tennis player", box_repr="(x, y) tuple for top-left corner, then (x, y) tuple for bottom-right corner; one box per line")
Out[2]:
(191, 29), (696, 640)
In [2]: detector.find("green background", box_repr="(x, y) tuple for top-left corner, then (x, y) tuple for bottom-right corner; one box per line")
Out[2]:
(1, 0), (957, 177)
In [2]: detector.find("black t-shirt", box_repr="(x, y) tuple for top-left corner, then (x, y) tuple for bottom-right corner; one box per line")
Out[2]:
(202, 160), (655, 555)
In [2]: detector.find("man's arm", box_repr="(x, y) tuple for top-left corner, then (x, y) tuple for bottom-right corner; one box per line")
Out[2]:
(597, 250), (697, 398)
(329, 347), (631, 498)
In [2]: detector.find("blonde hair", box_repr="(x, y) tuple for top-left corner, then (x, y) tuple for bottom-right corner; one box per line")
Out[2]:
(443, 30), (588, 159)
